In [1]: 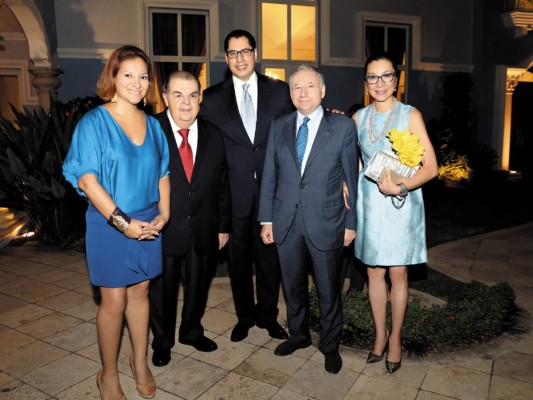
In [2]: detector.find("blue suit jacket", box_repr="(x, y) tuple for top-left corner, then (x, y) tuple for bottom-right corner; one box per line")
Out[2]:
(258, 109), (359, 251)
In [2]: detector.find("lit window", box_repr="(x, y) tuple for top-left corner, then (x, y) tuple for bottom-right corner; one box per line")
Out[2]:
(262, 3), (288, 60)
(261, 1), (317, 81)
(264, 68), (286, 81)
(150, 10), (209, 111)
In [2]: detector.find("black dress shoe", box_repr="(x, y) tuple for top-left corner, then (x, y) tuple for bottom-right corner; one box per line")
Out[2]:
(324, 350), (342, 374)
(274, 340), (312, 356)
(367, 331), (389, 363)
(231, 322), (253, 342)
(179, 336), (218, 352)
(256, 321), (288, 340)
(385, 359), (401, 374)
(152, 349), (171, 367)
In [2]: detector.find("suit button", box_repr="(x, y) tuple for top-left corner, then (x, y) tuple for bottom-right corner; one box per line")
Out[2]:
(295, 204), (299, 209)
(188, 191), (193, 196)
(300, 184), (305, 189)
(186, 216), (191, 221)
(253, 147), (258, 151)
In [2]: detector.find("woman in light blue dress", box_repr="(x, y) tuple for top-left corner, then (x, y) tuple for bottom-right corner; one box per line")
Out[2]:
(353, 52), (438, 373)
(63, 46), (169, 399)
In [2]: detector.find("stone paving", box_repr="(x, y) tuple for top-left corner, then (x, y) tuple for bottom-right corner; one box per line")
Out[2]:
(0, 221), (532, 399)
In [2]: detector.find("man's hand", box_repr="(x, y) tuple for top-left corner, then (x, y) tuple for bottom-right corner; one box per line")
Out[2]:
(260, 224), (275, 245)
(343, 181), (350, 209)
(218, 233), (229, 250)
(344, 229), (356, 247)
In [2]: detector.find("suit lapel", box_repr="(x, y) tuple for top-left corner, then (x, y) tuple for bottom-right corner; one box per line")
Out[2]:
(193, 120), (208, 183)
(222, 78), (254, 145)
(282, 113), (298, 169)
(159, 113), (189, 184)
(256, 75), (272, 145)
(306, 112), (334, 166)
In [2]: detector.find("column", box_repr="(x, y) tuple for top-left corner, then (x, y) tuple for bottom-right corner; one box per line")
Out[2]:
(28, 66), (63, 111)
(502, 69), (523, 170)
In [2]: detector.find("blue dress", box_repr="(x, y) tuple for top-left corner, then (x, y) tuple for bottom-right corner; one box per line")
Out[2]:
(63, 106), (170, 287)
(355, 101), (427, 266)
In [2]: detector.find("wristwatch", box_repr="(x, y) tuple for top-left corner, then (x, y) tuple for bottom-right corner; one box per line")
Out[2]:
(398, 183), (408, 197)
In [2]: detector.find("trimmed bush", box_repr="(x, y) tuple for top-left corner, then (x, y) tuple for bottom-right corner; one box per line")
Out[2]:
(309, 280), (517, 357)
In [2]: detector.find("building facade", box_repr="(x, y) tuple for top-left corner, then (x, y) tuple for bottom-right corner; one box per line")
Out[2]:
(1, 0), (532, 171)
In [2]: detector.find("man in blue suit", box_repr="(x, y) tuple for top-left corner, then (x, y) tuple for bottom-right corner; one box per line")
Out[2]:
(258, 65), (359, 374)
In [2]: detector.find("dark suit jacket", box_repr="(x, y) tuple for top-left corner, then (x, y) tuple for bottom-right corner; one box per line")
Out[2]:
(258, 110), (359, 252)
(199, 72), (294, 218)
(156, 112), (231, 257)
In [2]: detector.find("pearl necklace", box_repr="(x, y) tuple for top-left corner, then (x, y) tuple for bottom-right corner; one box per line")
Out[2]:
(368, 98), (397, 144)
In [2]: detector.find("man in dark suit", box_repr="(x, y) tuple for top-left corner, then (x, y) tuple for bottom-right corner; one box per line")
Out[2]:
(199, 29), (293, 342)
(258, 65), (359, 374)
(149, 71), (231, 367)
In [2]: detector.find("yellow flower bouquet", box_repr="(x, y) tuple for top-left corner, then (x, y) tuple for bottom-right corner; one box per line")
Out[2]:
(387, 129), (425, 167)
(364, 129), (424, 185)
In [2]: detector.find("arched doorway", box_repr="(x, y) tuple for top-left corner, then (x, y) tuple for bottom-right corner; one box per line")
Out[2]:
(1, 0), (62, 111)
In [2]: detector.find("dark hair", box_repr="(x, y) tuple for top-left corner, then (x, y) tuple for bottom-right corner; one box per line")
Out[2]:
(363, 51), (399, 77)
(162, 71), (201, 93)
(224, 29), (256, 52)
(96, 45), (156, 104)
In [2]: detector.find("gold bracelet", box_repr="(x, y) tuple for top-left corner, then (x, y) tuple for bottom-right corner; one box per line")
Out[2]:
(108, 207), (131, 234)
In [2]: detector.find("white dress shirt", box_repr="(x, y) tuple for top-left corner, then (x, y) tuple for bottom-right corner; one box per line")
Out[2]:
(167, 110), (198, 162)
(233, 72), (258, 119)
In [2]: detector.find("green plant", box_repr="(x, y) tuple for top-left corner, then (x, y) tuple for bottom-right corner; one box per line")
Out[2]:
(309, 280), (517, 358)
(0, 99), (98, 246)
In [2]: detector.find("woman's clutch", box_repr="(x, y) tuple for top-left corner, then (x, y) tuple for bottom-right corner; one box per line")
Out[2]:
(365, 150), (417, 184)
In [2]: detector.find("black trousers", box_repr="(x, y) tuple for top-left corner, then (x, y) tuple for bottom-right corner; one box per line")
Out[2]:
(276, 208), (343, 354)
(149, 244), (215, 351)
(227, 179), (281, 326)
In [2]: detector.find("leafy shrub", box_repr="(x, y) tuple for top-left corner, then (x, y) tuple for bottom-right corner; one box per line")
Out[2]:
(0, 98), (101, 246)
(427, 72), (500, 186)
(309, 280), (517, 357)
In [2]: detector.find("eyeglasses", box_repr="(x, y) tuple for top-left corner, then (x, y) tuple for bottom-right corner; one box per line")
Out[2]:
(226, 48), (254, 59)
(364, 72), (396, 84)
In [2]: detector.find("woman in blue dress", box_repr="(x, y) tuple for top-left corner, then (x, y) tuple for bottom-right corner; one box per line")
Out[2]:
(63, 46), (169, 399)
(353, 52), (438, 373)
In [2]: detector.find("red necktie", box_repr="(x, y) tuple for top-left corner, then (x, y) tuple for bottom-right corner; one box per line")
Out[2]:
(178, 128), (193, 182)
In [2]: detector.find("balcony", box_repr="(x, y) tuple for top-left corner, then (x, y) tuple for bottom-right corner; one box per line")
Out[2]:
(502, 1), (533, 36)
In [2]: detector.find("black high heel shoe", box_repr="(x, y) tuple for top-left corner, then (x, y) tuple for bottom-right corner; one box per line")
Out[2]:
(366, 332), (389, 364)
(385, 359), (402, 374)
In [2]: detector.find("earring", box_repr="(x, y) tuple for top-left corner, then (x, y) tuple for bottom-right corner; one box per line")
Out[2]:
(111, 93), (118, 103)
(143, 97), (147, 106)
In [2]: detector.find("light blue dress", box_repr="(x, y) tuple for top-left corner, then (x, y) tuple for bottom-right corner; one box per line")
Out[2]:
(355, 101), (427, 266)
(63, 106), (170, 287)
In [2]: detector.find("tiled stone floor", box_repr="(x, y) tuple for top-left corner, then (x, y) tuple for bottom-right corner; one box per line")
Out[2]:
(1, 221), (532, 399)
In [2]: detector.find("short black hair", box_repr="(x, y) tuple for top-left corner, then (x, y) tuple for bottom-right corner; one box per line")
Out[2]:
(363, 51), (399, 77)
(224, 29), (256, 52)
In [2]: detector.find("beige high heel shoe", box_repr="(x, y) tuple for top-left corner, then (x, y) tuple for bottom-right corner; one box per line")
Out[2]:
(129, 355), (156, 399)
(96, 368), (127, 400)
